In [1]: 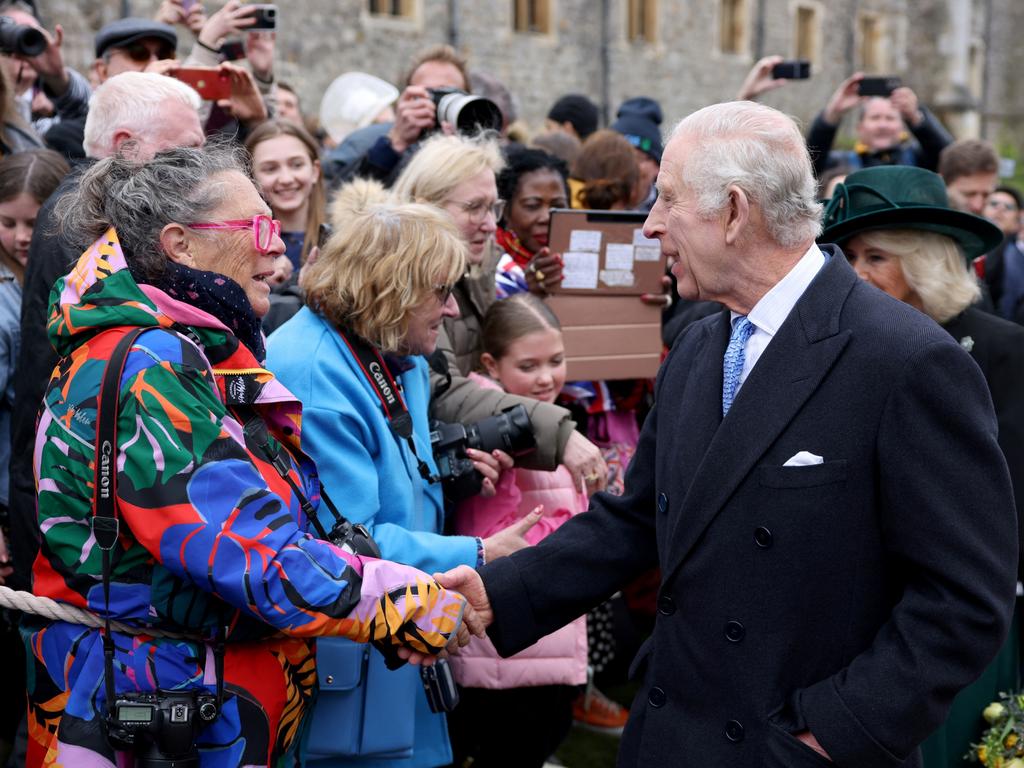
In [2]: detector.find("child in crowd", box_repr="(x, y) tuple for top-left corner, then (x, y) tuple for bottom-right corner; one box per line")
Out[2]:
(447, 293), (589, 768)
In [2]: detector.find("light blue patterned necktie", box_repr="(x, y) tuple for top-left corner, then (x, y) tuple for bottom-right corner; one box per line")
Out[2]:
(722, 316), (755, 416)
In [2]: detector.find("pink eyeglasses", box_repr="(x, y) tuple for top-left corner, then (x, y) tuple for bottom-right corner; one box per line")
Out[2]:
(186, 214), (282, 253)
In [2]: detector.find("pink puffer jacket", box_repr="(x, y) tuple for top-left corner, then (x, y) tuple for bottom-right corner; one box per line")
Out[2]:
(449, 374), (589, 689)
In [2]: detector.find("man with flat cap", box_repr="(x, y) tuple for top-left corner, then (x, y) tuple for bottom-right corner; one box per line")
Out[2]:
(92, 17), (178, 82)
(436, 100), (1018, 767)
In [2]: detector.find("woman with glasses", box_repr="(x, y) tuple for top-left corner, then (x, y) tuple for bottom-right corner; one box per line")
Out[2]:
(266, 196), (538, 768)
(389, 133), (609, 497)
(24, 144), (469, 768)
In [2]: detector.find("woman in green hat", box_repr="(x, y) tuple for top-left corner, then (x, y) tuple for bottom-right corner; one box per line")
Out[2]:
(821, 164), (1024, 768)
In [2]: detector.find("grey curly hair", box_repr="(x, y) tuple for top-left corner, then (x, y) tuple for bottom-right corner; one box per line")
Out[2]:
(57, 142), (249, 282)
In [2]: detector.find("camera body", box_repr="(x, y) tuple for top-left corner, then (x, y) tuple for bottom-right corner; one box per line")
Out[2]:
(430, 405), (536, 500)
(427, 87), (503, 135)
(0, 17), (45, 57)
(107, 690), (218, 768)
(246, 4), (277, 30)
(327, 519), (381, 558)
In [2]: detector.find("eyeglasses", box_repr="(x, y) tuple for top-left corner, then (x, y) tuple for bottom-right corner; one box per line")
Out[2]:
(186, 214), (282, 253)
(446, 198), (505, 224)
(112, 41), (176, 63)
(986, 199), (1019, 212)
(433, 283), (456, 304)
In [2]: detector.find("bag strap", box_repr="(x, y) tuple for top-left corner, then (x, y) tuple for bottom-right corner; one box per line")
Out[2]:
(335, 327), (437, 484)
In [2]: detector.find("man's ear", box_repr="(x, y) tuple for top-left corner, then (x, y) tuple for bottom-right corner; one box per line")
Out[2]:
(723, 185), (750, 246)
(110, 129), (134, 155)
(91, 58), (107, 84)
(480, 352), (500, 381)
(160, 223), (194, 267)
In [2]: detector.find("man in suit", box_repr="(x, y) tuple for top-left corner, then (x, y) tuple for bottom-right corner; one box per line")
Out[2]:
(434, 101), (1018, 767)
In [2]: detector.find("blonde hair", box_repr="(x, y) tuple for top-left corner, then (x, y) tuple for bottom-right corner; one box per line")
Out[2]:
(301, 202), (467, 352)
(391, 133), (504, 207)
(329, 177), (391, 228)
(855, 229), (981, 323)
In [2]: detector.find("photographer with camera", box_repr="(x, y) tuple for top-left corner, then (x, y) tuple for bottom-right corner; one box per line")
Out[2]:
(0, 4), (90, 158)
(806, 71), (953, 178)
(343, 44), (501, 186)
(24, 143), (470, 768)
(267, 198), (540, 768)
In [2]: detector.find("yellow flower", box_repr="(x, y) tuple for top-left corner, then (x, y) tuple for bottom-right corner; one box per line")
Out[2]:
(1008, 733), (1020, 748)
(978, 745), (988, 763)
(1005, 758), (1024, 768)
(985, 702), (1008, 723)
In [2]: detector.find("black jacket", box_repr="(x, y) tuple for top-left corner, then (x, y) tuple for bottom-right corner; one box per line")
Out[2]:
(481, 251), (1016, 767)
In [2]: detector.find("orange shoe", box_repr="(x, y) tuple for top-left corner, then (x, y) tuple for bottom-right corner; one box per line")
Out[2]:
(572, 685), (629, 735)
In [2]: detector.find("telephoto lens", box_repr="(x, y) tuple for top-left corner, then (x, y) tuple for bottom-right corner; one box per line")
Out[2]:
(0, 17), (45, 57)
(428, 87), (503, 134)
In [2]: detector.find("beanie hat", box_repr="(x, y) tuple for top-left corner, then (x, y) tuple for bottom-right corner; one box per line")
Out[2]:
(611, 96), (663, 163)
(547, 93), (600, 140)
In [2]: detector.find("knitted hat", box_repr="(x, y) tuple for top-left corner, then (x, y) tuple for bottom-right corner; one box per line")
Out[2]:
(547, 94), (600, 140)
(610, 97), (663, 163)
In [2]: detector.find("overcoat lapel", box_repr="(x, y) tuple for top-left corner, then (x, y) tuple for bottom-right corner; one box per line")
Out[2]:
(661, 252), (859, 581)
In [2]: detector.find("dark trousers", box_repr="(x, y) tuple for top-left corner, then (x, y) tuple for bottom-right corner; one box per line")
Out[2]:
(447, 684), (576, 768)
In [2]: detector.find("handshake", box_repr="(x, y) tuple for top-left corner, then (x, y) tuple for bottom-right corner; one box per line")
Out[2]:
(400, 565), (494, 666)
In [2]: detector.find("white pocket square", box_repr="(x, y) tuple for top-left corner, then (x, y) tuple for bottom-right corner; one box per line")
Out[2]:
(783, 451), (824, 467)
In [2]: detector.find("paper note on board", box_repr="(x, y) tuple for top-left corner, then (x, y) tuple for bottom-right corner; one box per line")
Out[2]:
(569, 229), (602, 252)
(605, 243), (635, 271)
(634, 245), (661, 262)
(633, 228), (659, 247)
(600, 269), (635, 287)
(561, 251), (600, 289)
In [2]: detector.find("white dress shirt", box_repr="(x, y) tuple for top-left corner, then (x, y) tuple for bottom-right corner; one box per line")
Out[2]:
(730, 243), (826, 392)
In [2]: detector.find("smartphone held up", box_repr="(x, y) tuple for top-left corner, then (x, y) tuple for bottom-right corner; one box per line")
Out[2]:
(170, 67), (231, 101)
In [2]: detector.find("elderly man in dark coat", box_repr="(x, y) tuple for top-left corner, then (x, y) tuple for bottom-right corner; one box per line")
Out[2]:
(432, 100), (1018, 768)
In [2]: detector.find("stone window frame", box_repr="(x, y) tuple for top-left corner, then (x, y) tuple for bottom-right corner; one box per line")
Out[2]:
(717, 0), (750, 57)
(626, 0), (658, 44)
(366, 0), (417, 19)
(790, 0), (823, 66)
(512, 0), (554, 36)
(856, 10), (887, 73)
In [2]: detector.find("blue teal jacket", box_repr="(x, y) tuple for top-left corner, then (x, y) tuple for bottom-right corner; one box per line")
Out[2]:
(267, 306), (478, 768)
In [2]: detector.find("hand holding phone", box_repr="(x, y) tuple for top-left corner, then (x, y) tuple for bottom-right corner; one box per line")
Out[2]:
(244, 4), (277, 30)
(170, 67), (231, 101)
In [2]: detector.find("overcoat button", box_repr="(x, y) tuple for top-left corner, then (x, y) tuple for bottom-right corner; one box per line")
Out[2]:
(725, 719), (745, 742)
(657, 492), (668, 513)
(754, 526), (773, 548)
(724, 620), (745, 642)
(648, 686), (667, 707)
(657, 596), (676, 615)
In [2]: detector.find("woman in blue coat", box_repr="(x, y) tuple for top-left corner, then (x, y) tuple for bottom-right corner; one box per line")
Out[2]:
(267, 200), (538, 767)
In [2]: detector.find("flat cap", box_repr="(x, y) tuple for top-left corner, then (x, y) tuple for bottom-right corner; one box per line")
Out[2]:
(95, 17), (177, 59)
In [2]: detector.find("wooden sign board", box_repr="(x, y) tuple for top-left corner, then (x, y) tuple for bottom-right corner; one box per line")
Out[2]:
(545, 209), (666, 380)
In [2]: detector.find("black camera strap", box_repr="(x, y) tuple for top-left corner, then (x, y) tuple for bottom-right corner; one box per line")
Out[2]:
(91, 327), (226, 720)
(336, 328), (438, 484)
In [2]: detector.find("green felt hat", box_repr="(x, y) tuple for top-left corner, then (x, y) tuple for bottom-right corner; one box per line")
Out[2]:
(820, 165), (1002, 259)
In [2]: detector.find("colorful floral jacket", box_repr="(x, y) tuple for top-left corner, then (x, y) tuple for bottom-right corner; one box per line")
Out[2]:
(24, 229), (465, 768)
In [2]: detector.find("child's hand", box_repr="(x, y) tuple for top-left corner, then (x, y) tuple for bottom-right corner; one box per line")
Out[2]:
(466, 448), (513, 497)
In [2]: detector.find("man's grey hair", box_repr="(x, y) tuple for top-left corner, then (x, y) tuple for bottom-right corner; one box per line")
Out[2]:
(83, 72), (201, 159)
(58, 142), (247, 282)
(670, 101), (822, 249)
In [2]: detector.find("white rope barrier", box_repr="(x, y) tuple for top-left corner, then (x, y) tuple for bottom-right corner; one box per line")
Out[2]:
(0, 585), (198, 640)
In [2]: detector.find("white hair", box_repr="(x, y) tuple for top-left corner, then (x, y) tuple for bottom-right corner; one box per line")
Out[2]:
(670, 101), (823, 249)
(83, 72), (201, 159)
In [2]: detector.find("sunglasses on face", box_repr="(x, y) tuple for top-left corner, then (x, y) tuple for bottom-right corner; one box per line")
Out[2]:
(433, 283), (456, 304)
(114, 41), (176, 63)
(186, 214), (282, 253)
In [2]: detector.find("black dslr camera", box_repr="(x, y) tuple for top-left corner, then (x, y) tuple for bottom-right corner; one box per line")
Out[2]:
(327, 518), (381, 558)
(107, 690), (218, 768)
(427, 87), (503, 135)
(0, 17), (45, 56)
(430, 405), (536, 500)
